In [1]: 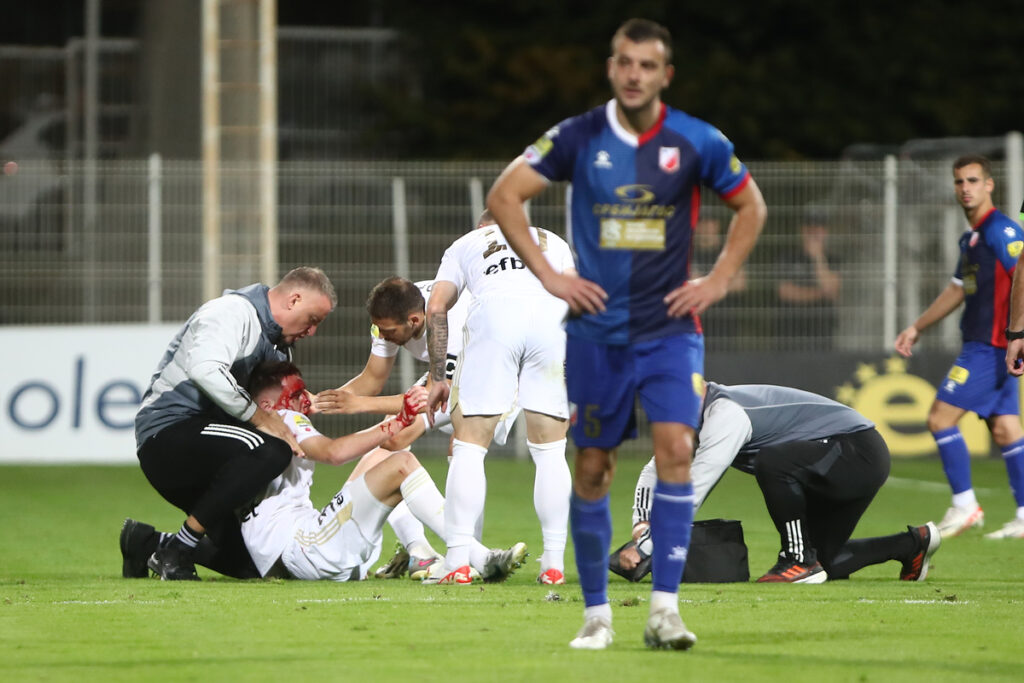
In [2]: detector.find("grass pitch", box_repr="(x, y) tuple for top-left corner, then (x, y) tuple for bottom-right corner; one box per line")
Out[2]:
(2, 454), (1023, 682)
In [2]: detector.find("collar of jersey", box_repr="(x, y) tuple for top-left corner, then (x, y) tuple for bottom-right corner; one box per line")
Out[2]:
(971, 206), (997, 230)
(605, 100), (666, 147)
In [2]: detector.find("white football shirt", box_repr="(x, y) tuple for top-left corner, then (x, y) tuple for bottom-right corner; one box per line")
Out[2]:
(434, 226), (575, 301)
(240, 409), (322, 577)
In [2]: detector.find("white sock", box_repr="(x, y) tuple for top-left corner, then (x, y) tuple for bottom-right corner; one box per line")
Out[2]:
(1016, 506), (1024, 521)
(475, 508), (485, 542)
(444, 439), (488, 570)
(386, 501), (429, 553)
(529, 438), (570, 572)
(584, 603), (612, 622)
(450, 453), (484, 540)
(399, 466), (447, 544)
(650, 590), (679, 615)
(952, 489), (978, 509)
(468, 539), (491, 571)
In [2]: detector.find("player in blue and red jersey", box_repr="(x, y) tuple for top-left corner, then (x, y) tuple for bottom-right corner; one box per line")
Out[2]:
(486, 18), (765, 651)
(895, 155), (1024, 541)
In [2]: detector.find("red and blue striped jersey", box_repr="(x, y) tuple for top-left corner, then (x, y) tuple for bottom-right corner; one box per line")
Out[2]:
(953, 207), (1024, 348)
(524, 100), (750, 344)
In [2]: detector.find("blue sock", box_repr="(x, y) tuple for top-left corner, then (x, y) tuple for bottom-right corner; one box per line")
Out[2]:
(934, 427), (972, 494)
(1000, 438), (1024, 507)
(650, 480), (694, 594)
(569, 493), (612, 608)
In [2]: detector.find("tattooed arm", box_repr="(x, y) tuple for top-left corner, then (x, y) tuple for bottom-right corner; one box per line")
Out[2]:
(424, 280), (460, 419)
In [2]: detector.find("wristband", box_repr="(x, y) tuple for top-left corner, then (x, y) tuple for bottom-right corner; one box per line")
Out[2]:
(635, 526), (653, 558)
(1006, 328), (1024, 341)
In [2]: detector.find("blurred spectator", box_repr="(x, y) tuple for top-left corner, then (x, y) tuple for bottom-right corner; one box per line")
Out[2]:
(776, 209), (842, 348)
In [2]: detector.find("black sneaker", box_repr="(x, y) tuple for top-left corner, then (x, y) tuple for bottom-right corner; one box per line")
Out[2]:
(120, 518), (159, 579)
(147, 546), (200, 581)
(900, 521), (940, 581)
(756, 554), (827, 583)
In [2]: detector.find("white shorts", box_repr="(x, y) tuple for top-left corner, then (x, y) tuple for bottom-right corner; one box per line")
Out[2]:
(453, 294), (568, 419)
(281, 475), (389, 581)
(421, 402), (521, 445)
(416, 371), (521, 445)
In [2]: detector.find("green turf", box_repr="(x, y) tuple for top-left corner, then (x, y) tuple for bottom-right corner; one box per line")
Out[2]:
(2, 454), (1023, 682)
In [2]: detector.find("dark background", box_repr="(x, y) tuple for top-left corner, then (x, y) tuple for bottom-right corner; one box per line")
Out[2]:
(1, 0), (1021, 160)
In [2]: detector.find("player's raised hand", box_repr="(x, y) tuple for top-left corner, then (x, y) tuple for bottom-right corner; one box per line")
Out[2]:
(313, 388), (362, 414)
(1007, 338), (1024, 376)
(893, 325), (920, 358)
(664, 275), (728, 317)
(403, 385), (429, 415)
(543, 271), (607, 315)
(425, 381), (450, 426)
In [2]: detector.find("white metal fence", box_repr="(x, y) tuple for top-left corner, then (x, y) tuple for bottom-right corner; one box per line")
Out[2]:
(2, 155), (1022, 447)
(4, 157), (1023, 342)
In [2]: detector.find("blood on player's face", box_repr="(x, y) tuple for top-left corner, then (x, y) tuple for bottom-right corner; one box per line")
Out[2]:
(273, 374), (311, 414)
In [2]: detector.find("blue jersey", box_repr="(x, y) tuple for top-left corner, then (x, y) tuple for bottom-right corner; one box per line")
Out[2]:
(953, 207), (1023, 348)
(524, 100), (750, 344)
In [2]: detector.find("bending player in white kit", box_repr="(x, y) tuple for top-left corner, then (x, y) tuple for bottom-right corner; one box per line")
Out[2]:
(242, 360), (525, 583)
(425, 210), (575, 585)
(315, 276), (520, 579)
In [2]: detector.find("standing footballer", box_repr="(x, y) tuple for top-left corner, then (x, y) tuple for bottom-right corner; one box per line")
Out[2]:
(896, 156), (1024, 540)
(487, 18), (765, 650)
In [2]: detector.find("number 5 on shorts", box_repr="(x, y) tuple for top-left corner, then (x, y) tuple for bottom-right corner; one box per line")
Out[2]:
(584, 404), (601, 439)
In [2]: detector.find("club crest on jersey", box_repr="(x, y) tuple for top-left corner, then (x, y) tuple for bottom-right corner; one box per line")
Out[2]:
(594, 150), (612, 169)
(969, 232), (980, 248)
(659, 147), (680, 173)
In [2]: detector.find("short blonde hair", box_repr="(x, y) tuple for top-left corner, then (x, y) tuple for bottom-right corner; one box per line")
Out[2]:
(278, 267), (337, 308)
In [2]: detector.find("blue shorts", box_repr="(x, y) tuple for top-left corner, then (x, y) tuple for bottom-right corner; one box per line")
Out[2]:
(566, 333), (705, 450)
(935, 341), (1019, 418)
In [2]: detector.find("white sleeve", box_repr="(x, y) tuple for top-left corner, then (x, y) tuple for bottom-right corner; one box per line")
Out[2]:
(278, 409), (323, 443)
(553, 236), (576, 274)
(369, 329), (400, 358)
(434, 244), (465, 293)
(182, 297), (260, 421)
(632, 457), (657, 527)
(690, 398), (753, 511)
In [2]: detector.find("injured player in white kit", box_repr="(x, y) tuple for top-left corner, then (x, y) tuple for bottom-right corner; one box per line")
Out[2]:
(240, 359), (527, 583)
